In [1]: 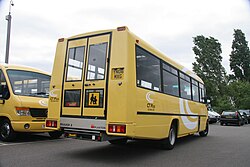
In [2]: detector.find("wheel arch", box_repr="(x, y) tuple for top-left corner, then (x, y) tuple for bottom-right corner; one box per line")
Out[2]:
(171, 118), (179, 137)
(0, 116), (11, 123)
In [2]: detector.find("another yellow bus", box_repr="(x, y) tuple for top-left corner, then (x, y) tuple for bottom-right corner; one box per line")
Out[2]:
(46, 26), (208, 149)
(0, 64), (61, 141)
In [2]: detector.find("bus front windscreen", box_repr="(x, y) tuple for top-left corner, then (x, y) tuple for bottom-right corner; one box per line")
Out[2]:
(7, 70), (51, 98)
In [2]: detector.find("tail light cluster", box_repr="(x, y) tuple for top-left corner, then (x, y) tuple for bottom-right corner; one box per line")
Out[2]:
(46, 120), (57, 128)
(108, 124), (126, 134)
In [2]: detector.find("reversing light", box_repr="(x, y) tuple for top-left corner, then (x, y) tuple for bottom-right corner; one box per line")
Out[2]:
(46, 120), (57, 128)
(108, 124), (126, 133)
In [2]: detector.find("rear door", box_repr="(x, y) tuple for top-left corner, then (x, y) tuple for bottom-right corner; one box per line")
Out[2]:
(62, 33), (110, 118)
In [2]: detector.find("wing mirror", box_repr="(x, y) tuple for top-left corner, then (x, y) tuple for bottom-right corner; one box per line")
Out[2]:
(0, 84), (9, 101)
(204, 96), (211, 104)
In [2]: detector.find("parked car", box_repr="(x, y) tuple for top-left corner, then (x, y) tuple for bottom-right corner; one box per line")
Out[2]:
(211, 110), (220, 121)
(208, 111), (218, 123)
(239, 110), (250, 123)
(220, 110), (244, 126)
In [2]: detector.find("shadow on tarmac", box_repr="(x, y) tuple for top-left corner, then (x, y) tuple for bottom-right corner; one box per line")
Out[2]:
(61, 134), (202, 164)
(1, 133), (58, 144)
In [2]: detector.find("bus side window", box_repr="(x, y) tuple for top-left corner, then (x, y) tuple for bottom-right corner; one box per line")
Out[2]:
(136, 46), (161, 92)
(0, 70), (10, 99)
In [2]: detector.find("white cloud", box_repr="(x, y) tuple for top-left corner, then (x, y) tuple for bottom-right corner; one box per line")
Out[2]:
(0, 0), (250, 73)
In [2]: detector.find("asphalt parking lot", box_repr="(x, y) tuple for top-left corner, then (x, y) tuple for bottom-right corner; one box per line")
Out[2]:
(1, 123), (250, 167)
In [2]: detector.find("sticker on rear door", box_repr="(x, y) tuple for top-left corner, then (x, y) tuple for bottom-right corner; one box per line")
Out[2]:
(85, 89), (104, 108)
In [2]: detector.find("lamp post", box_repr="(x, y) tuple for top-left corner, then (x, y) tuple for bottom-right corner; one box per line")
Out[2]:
(5, 0), (14, 64)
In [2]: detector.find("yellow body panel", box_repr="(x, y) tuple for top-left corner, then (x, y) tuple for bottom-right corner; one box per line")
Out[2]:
(0, 64), (52, 133)
(47, 27), (208, 140)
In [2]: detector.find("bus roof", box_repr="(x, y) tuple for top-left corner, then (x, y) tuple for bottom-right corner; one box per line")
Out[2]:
(64, 26), (203, 84)
(0, 63), (50, 76)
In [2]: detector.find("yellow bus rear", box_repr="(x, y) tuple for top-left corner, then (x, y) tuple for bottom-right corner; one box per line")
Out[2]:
(46, 27), (208, 149)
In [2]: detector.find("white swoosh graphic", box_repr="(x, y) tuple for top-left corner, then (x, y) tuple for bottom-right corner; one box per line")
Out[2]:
(49, 89), (60, 97)
(39, 100), (48, 107)
(180, 98), (198, 130)
(185, 100), (197, 119)
(146, 92), (154, 103)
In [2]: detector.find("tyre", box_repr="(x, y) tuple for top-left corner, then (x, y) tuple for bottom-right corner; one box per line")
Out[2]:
(238, 121), (242, 126)
(161, 123), (177, 150)
(49, 131), (63, 139)
(108, 138), (127, 145)
(220, 122), (224, 126)
(0, 119), (16, 142)
(199, 122), (209, 137)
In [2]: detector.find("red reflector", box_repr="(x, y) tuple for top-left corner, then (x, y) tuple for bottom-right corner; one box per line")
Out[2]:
(117, 26), (126, 31)
(58, 38), (64, 42)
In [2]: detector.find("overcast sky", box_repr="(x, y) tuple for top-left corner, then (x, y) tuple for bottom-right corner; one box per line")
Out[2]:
(0, 0), (250, 74)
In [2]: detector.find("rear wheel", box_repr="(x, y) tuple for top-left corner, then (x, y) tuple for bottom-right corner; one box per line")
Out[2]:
(108, 138), (127, 145)
(199, 122), (209, 137)
(161, 123), (177, 150)
(49, 131), (63, 139)
(0, 119), (16, 142)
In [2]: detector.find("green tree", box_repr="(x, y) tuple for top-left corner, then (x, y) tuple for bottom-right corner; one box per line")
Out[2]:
(228, 81), (250, 109)
(229, 29), (250, 82)
(192, 35), (227, 107)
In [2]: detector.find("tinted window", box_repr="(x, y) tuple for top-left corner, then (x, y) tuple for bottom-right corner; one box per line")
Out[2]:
(222, 111), (235, 115)
(163, 63), (178, 75)
(87, 43), (108, 80)
(192, 80), (199, 102)
(0, 70), (10, 99)
(199, 83), (205, 102)
(64, 90), (81, 107)
(163, 70), (179, 96)
(180, 73), (191, 99)
(66, 46), (85, 81)
(7, 70), (50, 98)
(136, 46), (161, 91)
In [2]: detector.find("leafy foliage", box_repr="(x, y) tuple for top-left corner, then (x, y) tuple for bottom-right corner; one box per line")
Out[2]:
(192, 35), (227, 107)
(192, 30), (250, 112)
(229, 29), (250, 82)
(228, 81), (250, 109)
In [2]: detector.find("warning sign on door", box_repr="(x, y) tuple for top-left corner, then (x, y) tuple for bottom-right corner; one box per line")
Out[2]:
(88, 92), (100, 106)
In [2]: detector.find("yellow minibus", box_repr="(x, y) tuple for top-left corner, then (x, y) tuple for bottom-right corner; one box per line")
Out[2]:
(0, 64), (61, 141)
(46, 27), (208, 149)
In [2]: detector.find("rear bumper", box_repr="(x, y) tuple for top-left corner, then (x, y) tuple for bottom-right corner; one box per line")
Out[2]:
(220, 118), (241, 124)
(209, 117), (218, 123)
(11, 120), (53, 132)
(63, 128), (125, 142)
